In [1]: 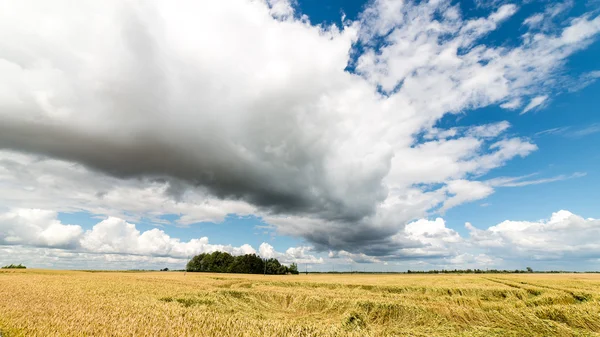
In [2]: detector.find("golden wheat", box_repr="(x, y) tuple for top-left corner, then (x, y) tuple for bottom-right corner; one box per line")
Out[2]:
(1, 270), (600, 336)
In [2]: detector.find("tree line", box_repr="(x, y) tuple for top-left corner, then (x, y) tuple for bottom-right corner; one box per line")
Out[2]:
(406, 268), (535, 274)
(186, 251), (299, 275)
(1, 264), (26, 269)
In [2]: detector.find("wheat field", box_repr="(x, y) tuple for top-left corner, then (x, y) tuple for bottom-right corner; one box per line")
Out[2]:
(1, 270), (600, 336)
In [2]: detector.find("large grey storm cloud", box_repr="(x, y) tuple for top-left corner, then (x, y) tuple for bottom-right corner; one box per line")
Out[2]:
(1, 0), (599, 257)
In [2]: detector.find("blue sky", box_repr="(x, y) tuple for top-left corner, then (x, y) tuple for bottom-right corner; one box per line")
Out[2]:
(1, 0), (599, 271)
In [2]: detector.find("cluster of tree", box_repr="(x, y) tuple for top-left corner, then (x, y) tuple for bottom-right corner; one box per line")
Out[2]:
(1, 264), (26, 269)
(186, 251), (299, 275)
(407, 267), (535, 274)
(160, 268), (169, 272)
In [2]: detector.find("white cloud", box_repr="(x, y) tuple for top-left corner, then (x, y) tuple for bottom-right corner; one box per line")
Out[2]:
(523, 1), (574, 30)
(448, 253), (501, 266)
(574, 70), (600, 90)
(0, 245), (192, 271)
(266, 0), (295, 18)
(3, 207), (600, 270)
(467, 121), (511, 138)
(521, 95), (549, 114)
(0, 209), (82, 248)
(424, 121), (510, 140)
(441, 180), (495, 211)
(467, 210), (600, 260)
(524, 14), (545, 28)
(400, 217), (463, 257)
(487, 172), (586, 187)
(259, 242), (323, 264)
(561, 16), (600, 44)
(0, 208), (320, 268)
(337, 250), (383, 264)
(78, 217), (237, 257)
(569, 123), (600, 137)
(500, 98), (522, 110)
(535, 123), (600, 138)
(0, 208), (259, 258)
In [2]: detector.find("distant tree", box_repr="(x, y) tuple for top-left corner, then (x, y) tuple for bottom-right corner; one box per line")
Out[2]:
(228, 254), (264, 274)
(186, 254), (206, 272)
(265, 258), (282, 274)
(526, 267), (533, 273)
(212, 251), (235, 272)
(186, 252), (296, 275)
(160, 268), (169, 272)
(288, 263), (299, 275)
(1, 264), (26, 269)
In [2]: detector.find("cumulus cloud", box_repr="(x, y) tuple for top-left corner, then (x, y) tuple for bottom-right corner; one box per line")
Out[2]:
(0, 0), (599, 257)
(3, 207), (600, 270)
(441, 180), (495, 212)
(337, 250), (384, 264)
(0, 208), (318, 268)
(266, 0), (296, 18)
(448, 253), (501, 267)
(0, 209), (82, 248)
(0, 245), (192, 271)
(467, 211), (600, 260)
(79, 217), (259, 258)
(332, 209), (600, 268)
(320, 217), (464, 263)
(259, 243), (323, 264)
(398, 218), (462, 256)
(328, 209), (600, 267)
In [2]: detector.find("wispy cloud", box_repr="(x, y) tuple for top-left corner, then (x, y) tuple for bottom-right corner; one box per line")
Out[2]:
(523, 1), (574, 31)
(535, 124), (600, 138)
(521, 95), (549, 114)
(534, 127), (570, 137)
(569, 124), (600, 137)
(568, 70), (600, 93)
(487, 172), (587, 187)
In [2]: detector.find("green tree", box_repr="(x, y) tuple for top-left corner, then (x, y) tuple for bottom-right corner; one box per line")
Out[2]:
(265, 258), (282, 274)
(186, 253), (207, 272)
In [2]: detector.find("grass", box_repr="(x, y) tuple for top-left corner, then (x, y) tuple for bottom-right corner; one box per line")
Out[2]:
(1, 270), (600, 336)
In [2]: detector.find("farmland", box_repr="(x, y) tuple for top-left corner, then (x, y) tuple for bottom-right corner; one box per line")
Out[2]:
(1, 270), (600, 336)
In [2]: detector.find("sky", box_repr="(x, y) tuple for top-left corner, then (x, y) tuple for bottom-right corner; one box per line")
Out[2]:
(1, 0), (600, 272)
